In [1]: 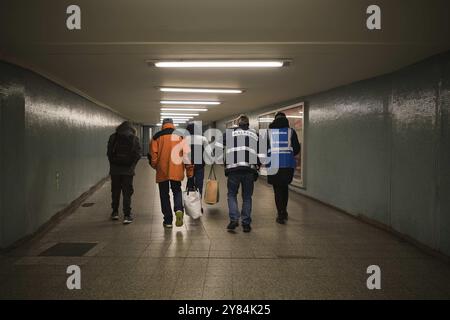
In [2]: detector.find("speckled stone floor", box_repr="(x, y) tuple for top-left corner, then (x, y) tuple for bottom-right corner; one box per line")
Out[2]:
(1, 160), (450, 300)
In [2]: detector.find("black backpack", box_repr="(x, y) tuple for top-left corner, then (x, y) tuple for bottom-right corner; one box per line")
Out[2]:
(111, 133), (135, 166)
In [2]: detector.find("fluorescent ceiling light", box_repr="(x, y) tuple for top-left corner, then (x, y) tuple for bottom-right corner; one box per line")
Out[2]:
(160, 87), (242, 94)
(286, 116), (303, 119)
(161, 100), (220, 105)
(161, 112), (199, 117)
(160, 116), (192, 119)
(153, 60), (285, 68)
(161, 108), (207, 112)
(160, 115), (194, 118)
(160, 119), (195, 122)
(258, 118), (274, 123)
(161, 113), (200, 116)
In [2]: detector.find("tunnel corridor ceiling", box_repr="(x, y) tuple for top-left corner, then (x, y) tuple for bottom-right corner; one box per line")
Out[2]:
(1, 0), (449, 124)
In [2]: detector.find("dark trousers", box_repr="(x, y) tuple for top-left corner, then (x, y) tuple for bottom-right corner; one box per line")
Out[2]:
(273, 184), (289, 217)
(227, 172), (255, 225)
(158, 180), (183, 224)
(193, 166), (205, 197)
(111, 175), (134, 215)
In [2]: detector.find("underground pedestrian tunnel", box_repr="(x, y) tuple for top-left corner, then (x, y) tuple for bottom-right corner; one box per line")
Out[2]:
(1, 0), (450, 300)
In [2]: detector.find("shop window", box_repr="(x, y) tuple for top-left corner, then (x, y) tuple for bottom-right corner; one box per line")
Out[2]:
(225, 117), (240, 129)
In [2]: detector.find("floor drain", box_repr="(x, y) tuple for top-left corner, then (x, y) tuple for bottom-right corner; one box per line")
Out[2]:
(81, 202), (95, 207)
(39, 242), (97, 257)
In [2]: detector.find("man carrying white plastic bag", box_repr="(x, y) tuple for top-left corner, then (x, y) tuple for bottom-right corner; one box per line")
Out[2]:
(183, 187), (203, 220)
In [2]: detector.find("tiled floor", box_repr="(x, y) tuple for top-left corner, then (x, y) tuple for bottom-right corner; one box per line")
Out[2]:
(1, 160), (450, 299)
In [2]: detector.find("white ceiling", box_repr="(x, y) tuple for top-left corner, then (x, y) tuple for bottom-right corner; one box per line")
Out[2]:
(1, 0), (449, 124)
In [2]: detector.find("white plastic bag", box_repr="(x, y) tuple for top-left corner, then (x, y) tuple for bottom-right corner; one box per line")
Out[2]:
(183, 189), (203, 219)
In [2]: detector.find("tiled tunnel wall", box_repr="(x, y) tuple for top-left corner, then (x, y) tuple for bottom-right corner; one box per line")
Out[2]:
(0, 61), (125, 248)
(217, 51), (450, 257)
(1, 52), (449, 255)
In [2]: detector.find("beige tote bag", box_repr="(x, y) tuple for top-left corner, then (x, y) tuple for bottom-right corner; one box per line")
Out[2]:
(204, 165), (219, 205)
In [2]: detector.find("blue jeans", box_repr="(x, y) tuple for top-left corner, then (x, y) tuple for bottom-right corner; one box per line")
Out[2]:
(158, 180), (183, 224)
(227, 171), (255, 225)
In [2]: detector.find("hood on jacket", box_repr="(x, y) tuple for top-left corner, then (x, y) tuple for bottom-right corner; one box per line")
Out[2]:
(269, 116), (290, 129)
(162, 122), (175, 130)
(116, 121), (136, 136)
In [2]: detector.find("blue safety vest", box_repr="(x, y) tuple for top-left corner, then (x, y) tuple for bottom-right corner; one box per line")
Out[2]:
(268, 128), (296, 169)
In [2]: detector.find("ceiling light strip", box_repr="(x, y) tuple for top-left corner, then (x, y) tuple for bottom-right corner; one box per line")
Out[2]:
(161, 108), (208, 112)
(160, 87), (242, 94)
(161, 100), (220, 105)
(160, 117), (198, 120)
(154, 60), (285, 68)
(161, 113), (200, 116)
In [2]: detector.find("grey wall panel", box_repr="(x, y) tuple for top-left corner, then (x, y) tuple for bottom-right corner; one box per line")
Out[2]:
(439, 55), (450, 255)
(0, 84), (2, 246)
(0, 63), (26, 247)
(390, 61), (440, 249)
(23, 71), (124, 238)
(0, 61), (125, 248)
(216, 52), (450, 256)
(305, 80), (391, 225)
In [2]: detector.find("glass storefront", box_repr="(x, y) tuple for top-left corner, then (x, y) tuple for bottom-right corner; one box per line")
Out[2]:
(225, 117), (240, 128)
(258, 102), (305, 187)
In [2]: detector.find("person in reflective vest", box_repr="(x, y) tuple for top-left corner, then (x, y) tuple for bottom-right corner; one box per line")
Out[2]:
(267, 112), (301, 224)
(217, 114), (260, 233)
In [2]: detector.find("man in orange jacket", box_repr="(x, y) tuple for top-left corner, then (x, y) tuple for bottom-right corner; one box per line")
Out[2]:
(150, 118), (194, 228)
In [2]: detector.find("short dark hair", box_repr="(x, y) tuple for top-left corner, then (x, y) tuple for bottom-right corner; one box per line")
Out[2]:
(238, 114), (249, 126)
(162, 118), (173, 125)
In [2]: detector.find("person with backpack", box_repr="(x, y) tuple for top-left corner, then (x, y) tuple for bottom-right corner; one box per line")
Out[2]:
(267, 112), (301, 224)
(107, 121), (141, 224)
(150, 118), (194, 228)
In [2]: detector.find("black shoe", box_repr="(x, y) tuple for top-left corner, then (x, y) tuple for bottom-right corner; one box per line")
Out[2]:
(276, 216), (286, 224)
(111, 211), (119, 221)
(242, 224), (252, 233)
(123, 215), (134, 224)
(227, 221), (239, 230)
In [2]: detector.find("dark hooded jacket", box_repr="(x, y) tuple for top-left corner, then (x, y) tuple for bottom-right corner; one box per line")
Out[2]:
(186, 123), (209, 169)
(267, 116), (301, 185)
(107, 121), (141, 175)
